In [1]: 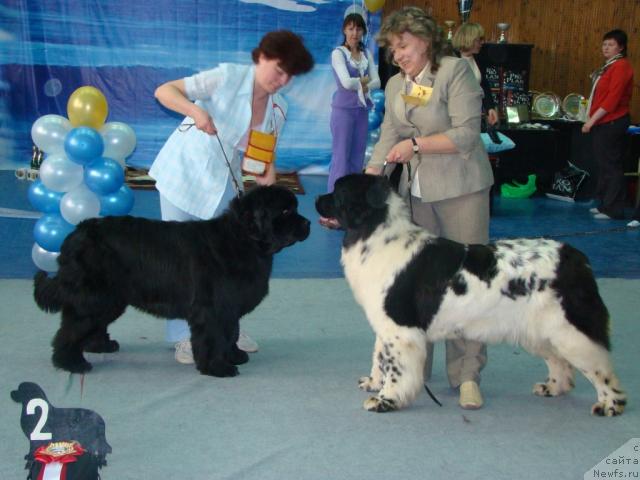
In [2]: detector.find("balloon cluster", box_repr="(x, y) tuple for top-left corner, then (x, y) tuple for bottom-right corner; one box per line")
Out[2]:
(29, 86), (136, 272)
(364, 0), (386, 14)
(365, 90), (385, 162)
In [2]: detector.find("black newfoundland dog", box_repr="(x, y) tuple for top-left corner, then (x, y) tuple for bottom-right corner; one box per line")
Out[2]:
(34, 185), (310, 377)
(316, 174), (625, 416)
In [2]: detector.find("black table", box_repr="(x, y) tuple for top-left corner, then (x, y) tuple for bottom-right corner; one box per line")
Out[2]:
(494, 124), (563, 192)
(495, 119), (639, 200)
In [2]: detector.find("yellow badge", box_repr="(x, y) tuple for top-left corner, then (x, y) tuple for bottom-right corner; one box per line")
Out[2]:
(401, 84), (433, 106)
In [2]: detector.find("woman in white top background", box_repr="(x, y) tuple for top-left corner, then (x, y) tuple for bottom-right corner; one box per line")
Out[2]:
(327, 12), (380, 194)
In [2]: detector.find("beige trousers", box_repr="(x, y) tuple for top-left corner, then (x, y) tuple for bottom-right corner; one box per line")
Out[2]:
(410, 187), (490, 388)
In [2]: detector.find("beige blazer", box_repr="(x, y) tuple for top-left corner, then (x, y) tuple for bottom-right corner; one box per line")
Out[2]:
(368, 56), (494, 202)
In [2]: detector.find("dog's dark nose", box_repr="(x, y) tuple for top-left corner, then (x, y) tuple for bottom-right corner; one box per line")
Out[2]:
(315, 194), (332, 216)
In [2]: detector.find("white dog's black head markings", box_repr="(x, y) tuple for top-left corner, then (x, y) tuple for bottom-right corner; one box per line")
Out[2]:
(34, 185), (310, 378)
(317, 173), (626, 416)
(316, 174), (391, 246)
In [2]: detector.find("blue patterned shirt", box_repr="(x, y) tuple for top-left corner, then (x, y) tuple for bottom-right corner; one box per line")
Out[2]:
(149, 63), (288, 218)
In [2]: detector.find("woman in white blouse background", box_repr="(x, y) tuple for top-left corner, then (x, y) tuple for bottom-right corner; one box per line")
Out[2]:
(452, 23), (498, 127)
(327, 12), (380, 194)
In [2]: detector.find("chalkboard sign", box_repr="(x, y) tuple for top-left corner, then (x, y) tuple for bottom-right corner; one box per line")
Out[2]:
(503, 70), (526, 90)
(477, 43), (534, 119)
(511, 91), (532, 107)
(485, 66), (500, 84)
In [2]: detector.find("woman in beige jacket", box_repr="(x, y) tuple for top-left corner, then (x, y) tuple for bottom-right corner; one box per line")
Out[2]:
(365, 7), (494, 409)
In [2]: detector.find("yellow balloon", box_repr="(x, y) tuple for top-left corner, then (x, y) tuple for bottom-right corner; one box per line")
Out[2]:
(66, 86), (109, 129)
(364, 0), (385, 13)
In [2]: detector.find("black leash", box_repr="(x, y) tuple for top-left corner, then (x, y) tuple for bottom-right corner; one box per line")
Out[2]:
(178, 122), (243, 199)
(380, 161), (414, 219)
(213, 134), (243, 199)
(424, 383), (443, 407)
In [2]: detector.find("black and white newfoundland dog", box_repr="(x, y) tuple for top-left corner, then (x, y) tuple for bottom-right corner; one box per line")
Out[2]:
(316, 174), (626, 416)
(34, 185), (310, 377)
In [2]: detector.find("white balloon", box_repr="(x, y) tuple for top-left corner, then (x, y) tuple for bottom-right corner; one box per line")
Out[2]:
(100, 122), (136, 161)
(31, 243), (59, 272)
(60, 184), (100, 225)
(31, 114), (72, 154)
(39, 153), (84, 192)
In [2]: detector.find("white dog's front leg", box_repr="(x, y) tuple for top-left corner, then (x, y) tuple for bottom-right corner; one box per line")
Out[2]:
(363, 329), (427, 412)
(358, 336), (384, 392)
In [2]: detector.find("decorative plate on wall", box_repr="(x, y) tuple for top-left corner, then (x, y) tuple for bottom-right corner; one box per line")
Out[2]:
(532, 92), (560, 118)
(562, 93), (585, 120)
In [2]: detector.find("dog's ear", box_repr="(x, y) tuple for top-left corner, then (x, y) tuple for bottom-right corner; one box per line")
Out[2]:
(243, 208), (269, 242)
(365, 177), (390, 209)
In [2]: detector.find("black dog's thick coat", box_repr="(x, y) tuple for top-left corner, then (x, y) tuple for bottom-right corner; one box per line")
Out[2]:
(35, 186), (310, 377)
(316, 174), (626, 416)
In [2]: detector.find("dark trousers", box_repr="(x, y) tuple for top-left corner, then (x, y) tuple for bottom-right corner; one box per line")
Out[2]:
(592, 114), (630, 218)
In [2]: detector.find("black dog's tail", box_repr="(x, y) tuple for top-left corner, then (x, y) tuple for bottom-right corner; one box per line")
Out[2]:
(33, 271), (63, 313)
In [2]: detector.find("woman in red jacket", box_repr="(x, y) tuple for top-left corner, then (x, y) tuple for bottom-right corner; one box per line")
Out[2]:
(582, 29), (634, 220)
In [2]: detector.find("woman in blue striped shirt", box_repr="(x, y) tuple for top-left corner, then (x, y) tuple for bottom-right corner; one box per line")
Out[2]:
(150, 31), (313, 364)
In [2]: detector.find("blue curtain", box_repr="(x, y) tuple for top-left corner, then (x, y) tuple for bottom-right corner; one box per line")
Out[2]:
(0, 0), (379, 171)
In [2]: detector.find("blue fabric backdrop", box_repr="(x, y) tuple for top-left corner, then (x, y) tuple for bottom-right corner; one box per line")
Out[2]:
(0, 0), (380, 172)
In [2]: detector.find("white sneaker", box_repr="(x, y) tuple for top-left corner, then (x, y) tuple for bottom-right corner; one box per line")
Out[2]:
(628, 219), (640, 228)
(174, 331), (258, 363)
(237, 331), (259, 353)
(174, 340), (194, 364)
(589, 207), (600, 214)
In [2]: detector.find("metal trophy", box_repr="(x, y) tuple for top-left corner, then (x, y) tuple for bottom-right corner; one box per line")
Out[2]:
(497, 23), (511, 43)
(457, 0), (473, 23)
(444, 21), (456, 41)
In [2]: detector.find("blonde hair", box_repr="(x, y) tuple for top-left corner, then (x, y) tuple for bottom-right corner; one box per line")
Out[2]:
(377, 6), (443, 73)
(452, 22), (485, 52)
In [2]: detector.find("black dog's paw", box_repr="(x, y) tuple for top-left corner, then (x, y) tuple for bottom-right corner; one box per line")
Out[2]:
(52, 352), (93, 374)
(84, 339), (120, 354)
(199, 361), (239, 378)
(227, 348), (250, 365)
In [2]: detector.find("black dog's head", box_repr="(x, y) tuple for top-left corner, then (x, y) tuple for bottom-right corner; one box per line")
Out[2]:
(316, 174), (391, 242)
(231, 185), (310, 253)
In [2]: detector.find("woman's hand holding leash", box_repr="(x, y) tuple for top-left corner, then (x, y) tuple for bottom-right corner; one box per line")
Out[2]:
(385, 139), (415, 164)
(192, 107), (218, 135)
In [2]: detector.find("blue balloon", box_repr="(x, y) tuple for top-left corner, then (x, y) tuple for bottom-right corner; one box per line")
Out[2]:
(33, 213), (75, 252)
(84, 157), (125, 195)
(370, 89), (385, 113)
(28, 180), (63, 213)
(367, 110), (382, 131)
(64, 127), (104, 165)
(99, 185), (134, 216)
